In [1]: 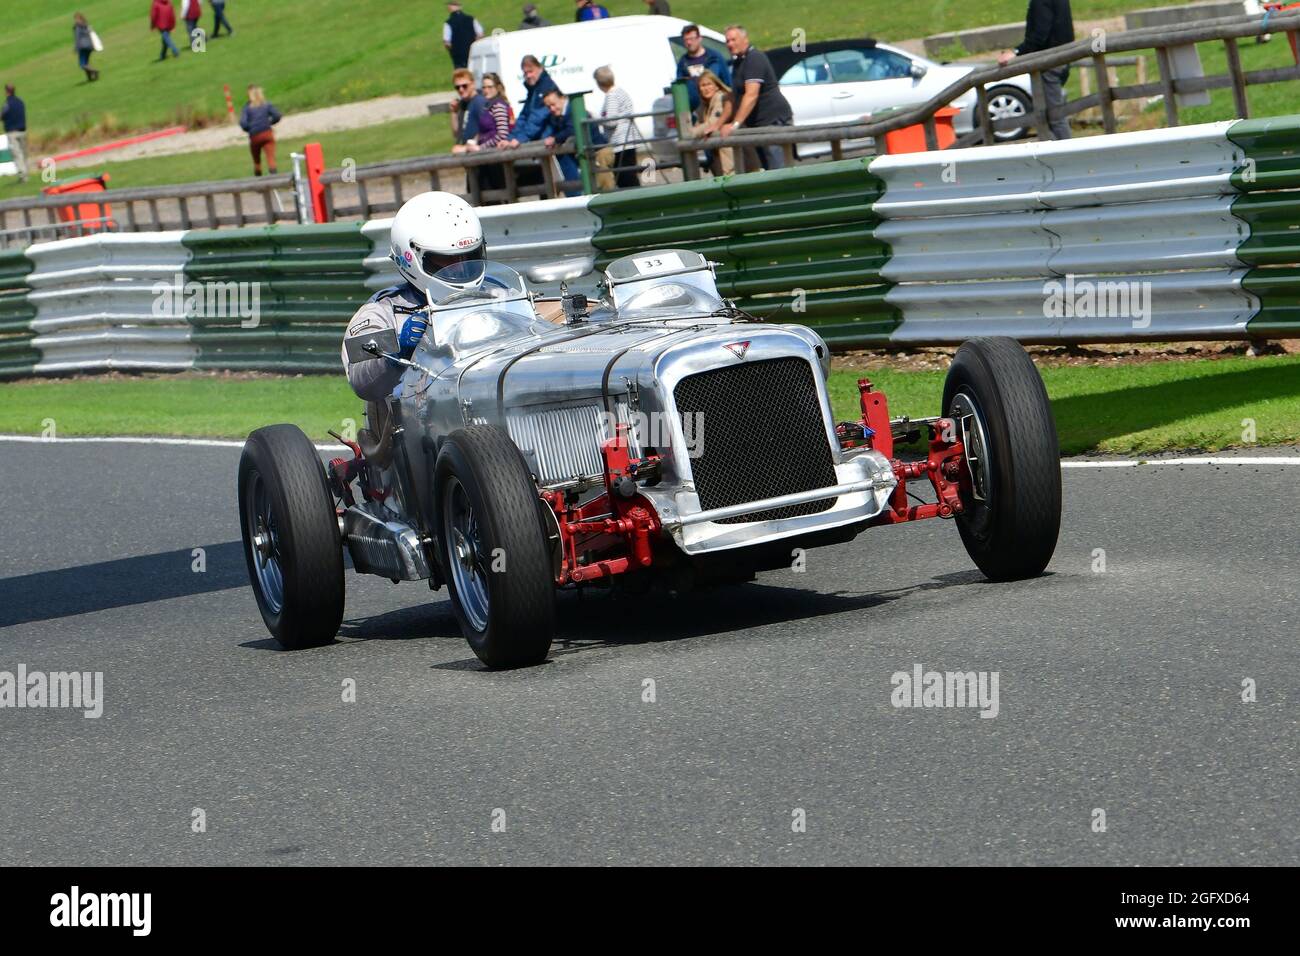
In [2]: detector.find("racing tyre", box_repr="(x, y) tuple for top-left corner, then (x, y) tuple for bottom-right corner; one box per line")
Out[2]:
(238, 424), (345, 648)
(434, 425), (555, 668)
(942, 337), (1060, 581)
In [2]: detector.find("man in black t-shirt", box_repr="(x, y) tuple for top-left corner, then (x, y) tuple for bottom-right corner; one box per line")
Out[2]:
(720, 24), (794, 170)
(997, 0), (1075, 139)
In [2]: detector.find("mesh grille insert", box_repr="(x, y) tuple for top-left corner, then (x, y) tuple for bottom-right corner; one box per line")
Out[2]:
(674, 357), (837, 524)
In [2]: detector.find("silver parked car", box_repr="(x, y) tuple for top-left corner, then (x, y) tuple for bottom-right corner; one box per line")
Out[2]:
(239, 251), (1061, 668)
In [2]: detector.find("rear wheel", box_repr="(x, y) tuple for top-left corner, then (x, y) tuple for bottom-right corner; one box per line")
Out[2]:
(434, 426), (555, 668)
(942, 337), (1060, 581)
(238, 424), (345, 648)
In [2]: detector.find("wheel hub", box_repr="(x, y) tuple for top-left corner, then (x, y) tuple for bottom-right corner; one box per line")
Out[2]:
(252, 516), (275, 568)
(951, 392), (993, 503)
(452, 527), (476, 572)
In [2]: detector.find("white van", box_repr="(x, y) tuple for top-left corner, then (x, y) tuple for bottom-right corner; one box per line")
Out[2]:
(467, 16), (728, 141)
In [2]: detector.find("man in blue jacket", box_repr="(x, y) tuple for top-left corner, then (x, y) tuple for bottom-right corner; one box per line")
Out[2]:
(1, 85), (27, 183)
(675, 24), (731, 111)
(504, 55), (559, 145)
(574, 0), (610, 20)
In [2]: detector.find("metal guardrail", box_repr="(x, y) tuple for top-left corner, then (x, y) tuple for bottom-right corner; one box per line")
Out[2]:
(3, 114), (1300, 380)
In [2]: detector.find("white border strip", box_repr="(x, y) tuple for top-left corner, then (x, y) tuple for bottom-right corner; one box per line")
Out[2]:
(1, 435), (1297, 466)
(1061, 456), (1300, 467)
(0, 434), (347, 451)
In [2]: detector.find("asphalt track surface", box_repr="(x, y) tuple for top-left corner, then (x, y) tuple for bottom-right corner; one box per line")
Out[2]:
(1, 439), (1296, 866)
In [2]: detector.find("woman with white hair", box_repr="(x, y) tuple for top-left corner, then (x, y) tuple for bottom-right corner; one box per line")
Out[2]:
(593, 66), (640, 188)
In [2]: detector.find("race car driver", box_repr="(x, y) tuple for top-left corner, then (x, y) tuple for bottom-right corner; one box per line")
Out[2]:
(341, 191), (485, 401)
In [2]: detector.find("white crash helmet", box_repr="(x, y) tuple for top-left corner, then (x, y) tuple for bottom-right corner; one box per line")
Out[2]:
(389, 191), (486, 289)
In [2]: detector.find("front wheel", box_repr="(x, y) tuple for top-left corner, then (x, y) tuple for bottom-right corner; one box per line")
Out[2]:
(434, 426), (555, 669)
(238, 424), (345, 648)
(942, 337), (1060, 581)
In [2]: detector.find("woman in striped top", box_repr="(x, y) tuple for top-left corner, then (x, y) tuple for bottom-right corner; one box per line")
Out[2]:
(593, 66), (640, 188)
(475, 74), (512, 148)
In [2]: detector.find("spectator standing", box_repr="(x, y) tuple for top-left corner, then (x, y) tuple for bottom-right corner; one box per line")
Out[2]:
(212, 0), (234, 37)
(505, 55), (559, 145)
(574, 0), (610, 22)
(180, 0), (202, 45)
(444, 2), (484, 70)
(593, 66), (639, 188)
(1, 85), (28, 183)
(721, 24), (793, 170)
(691, 70), (734, 176)
(644, 0), (671, 14)
(239, 85), (282, 176)
(998, 0), (1074, 139)
(520, 4), (550, 29)
(540, 89), (581, 196)
(676, 23), (731, 111)
(449, 68), (486, 147)
(453, 73), (512, 198)
(73, 13), (100, 82)
(151, 0), (181, 60)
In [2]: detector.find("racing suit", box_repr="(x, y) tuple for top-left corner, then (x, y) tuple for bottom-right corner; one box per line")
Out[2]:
(341, 281), (426, 402)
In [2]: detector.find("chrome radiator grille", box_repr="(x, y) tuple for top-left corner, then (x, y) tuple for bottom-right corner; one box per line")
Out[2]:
(673, 357), (837, 524)
(507, 401), (639, 485)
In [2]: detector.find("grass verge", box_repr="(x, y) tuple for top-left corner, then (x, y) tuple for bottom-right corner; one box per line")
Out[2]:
(3, 354), (1298, 456)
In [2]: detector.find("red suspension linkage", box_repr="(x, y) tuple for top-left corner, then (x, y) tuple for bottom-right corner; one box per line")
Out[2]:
(877, 419), (966, 524)
(842, 380), (968, 525)
(541, 424), (662, 585)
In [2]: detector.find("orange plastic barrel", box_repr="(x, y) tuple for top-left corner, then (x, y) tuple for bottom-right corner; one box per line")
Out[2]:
(882, 106), (959, 155)
(42, 174), (114, 235)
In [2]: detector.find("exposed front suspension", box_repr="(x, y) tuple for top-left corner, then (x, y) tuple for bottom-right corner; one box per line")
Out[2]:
(839, 378), (968, 525)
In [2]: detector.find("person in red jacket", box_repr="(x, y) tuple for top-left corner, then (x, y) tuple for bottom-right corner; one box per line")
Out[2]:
(179, 0), (202, 46)
(151, 0), (181, 60)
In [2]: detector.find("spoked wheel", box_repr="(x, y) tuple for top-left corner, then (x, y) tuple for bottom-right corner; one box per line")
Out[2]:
(942, 337), (1061, 581)
(443, 476), (491, 633)
(246, 472), (286, 613)
(238, 424), (345, 648)
(434, 425), (555, 669)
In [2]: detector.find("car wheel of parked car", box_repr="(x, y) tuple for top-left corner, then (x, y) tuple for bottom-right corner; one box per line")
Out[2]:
(942, 337), (1060, 581)
(435, 425), (555, 669)
(238, 424), (345, 649)
(987, 86), (1031, 140)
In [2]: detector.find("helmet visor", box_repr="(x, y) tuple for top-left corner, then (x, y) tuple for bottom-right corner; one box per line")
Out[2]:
(420, 243), (484, 277)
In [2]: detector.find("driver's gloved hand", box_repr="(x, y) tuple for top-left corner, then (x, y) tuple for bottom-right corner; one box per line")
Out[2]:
(395, 313), (428, 360)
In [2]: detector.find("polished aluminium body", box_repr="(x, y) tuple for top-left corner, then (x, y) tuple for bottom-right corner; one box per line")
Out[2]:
(372, 250), (896, 569)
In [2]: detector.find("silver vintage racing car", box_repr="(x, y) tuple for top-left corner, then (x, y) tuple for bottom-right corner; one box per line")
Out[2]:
(239, 250), (1061, 667)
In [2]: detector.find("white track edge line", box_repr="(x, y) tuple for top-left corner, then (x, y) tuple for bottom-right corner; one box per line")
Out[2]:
(0, 434), (348, 451)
